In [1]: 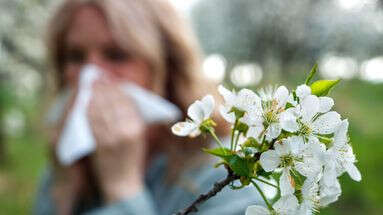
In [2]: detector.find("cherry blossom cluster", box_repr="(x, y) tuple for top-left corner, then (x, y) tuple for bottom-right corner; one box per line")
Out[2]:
(172, 72), (361, 215)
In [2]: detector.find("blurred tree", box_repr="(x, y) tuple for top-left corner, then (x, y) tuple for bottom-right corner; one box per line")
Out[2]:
(191, 0), (383, 81)
(0, 0), (51, 163)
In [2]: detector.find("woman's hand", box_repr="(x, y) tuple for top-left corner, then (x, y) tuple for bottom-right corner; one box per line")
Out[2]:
(88, 77), (147, 203)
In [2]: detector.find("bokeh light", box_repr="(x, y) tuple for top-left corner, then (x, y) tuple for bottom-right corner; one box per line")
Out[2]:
(360, 56), (383, 83)
(336, 0), (376, 10)
(202, 54), (227, 83)
(3, 109), (25, 137)
(319, 54), (358, 79)
(230, 63), (263, 87)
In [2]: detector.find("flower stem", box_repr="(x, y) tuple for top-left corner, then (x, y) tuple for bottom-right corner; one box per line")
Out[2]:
(231, 119), (239, 150)
(234, 131), (241, 151)
(251, 180), (273, 211)
(209, 129), (225, 150)
(252, 177), (278, 189)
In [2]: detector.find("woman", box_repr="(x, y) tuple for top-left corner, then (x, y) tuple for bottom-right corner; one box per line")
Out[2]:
(35, 0), (261, 214)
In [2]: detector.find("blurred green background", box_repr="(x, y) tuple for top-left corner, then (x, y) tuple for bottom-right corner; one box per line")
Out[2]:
(1, 0), (383, 214)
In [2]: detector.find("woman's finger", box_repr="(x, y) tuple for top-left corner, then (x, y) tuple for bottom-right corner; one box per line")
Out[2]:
(88, 78), (145, 148)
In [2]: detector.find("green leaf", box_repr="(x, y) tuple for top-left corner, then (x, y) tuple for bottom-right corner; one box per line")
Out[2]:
(285, 102), (294, 109)
(230, 107), (245, 119)
(256, 169), (273, 179)
(290, 169), (306, 190)
(236, 122), (249, 135)
(226, 155), (253, 177)
(203, 147), (231, 158)
(317, 135), (333, 145)
(310, 79), (341, 96)
(305, 63), (318, 85)
(204, 148), (254, 177)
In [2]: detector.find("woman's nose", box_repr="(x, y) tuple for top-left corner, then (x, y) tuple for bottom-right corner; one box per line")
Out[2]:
(86, 51), (113, 74)
(87, 51), (105, 69)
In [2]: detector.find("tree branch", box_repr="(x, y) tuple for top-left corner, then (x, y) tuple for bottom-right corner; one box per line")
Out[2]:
(1, 35), (45, 73)
(174, 168), (240, 215)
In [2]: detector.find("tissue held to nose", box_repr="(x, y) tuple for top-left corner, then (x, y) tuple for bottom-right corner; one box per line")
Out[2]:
(55, 65), (181, 166)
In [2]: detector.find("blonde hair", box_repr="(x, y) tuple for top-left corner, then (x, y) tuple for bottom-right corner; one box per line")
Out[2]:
(46, 0), (227, 180)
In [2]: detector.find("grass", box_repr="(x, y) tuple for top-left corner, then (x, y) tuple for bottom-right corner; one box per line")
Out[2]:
(0, 111), (47, 214)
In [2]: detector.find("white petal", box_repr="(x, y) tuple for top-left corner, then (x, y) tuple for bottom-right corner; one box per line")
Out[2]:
(237, 88), (261, 111)
(333, 119), (349, 148)
(187, 100), (204, 123)
(301, 95), (320, 122)
(304, 138), (327, 163)
(219, 105), (235, 123)
(171, 122), (198, 136)
(218, 85), (235, 105)
(273, 195), (299, 214)
(312, 111), (341, 134)
(307, 135), (320, 145)
(296, 84), (311, 99)
(297, 200), (313, 215)
(344, 162), (362, 182)
(188, 128), (201, 138)
(280, 168), (295, 196)
(200, 95), (215, 119)
(320, 193), (340, 207)
(322, 164), (337, 187)
(319, 179), (341, 207)
(319, 97), (334, 113)
(243, 109), (263, 126)
(295, 158), (322, 179)
(247, 125), (264, 140)
(301, 178), (318, 198)
(265, 123), (282, 142)
(260, 150), (281, 172)
(274, 86), (289, 108)
(280, 109), (299, 132)
(246, 205), (270, 215)
(275, 141), (291, 156)
(285, 136), (305, 155)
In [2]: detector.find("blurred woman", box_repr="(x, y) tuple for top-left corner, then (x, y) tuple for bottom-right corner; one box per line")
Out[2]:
(34, 0), (260, 214)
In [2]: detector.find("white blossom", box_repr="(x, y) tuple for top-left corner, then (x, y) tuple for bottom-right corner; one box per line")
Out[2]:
(321, 120), (361, 186)
(294, 138), (325, 179)
(297, 178), (320, 215)
(246, 195), (299, 215)
(171, 95), (214, 137)
(218, 85), (262, 124)
(260, 136), (305, 196)
(280, 94), (341, 144)
(246, 86), (289, 142)
(319, 178), (342, 207)
(296, 84), (311, 100)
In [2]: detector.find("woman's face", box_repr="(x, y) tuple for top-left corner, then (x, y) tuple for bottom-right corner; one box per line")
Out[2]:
(63, 5), (152, 89)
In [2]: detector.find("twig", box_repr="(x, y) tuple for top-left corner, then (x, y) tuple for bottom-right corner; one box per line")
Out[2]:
(251, 180), (273, 211)
(174, 168), (240, 215)
(252, 177), (278, 188)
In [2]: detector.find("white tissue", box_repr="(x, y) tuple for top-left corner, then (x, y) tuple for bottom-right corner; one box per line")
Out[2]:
(53, 65), (181, 166)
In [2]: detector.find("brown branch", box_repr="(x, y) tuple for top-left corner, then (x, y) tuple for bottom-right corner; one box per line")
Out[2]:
(174, 168), (240, 215)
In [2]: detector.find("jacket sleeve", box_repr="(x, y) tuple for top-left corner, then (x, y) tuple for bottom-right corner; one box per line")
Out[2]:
(160, 165), (264, 215)
(33, 168), (158, 215)
(83, 188), (157, 215)
(33, 168), (56, 215)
